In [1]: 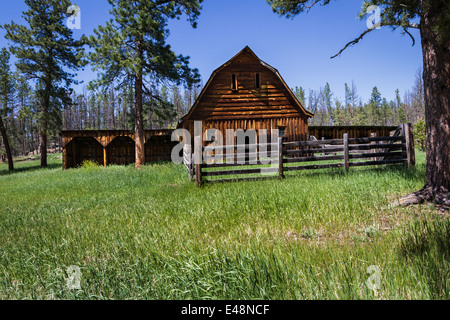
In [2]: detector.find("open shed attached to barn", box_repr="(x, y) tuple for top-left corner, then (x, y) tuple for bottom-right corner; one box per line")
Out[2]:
(178, 46), (314, 144)
(61, 129), (176, 169)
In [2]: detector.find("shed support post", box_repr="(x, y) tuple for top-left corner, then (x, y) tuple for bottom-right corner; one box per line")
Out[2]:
(62, 146), (67, 170)
(103, 147), (107, 167)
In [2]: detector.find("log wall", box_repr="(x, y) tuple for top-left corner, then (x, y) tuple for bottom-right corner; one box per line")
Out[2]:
(309, 126), (398, 140)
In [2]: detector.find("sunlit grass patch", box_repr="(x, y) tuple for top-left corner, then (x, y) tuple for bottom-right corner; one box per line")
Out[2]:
(0, 151), (448, 299)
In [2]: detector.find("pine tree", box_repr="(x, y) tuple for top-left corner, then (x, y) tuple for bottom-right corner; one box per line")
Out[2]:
(411, 69), (425, 123)
(268, 0), (450, 204)
(89, 0), (203, 169)
(15, 74), (34, 155)
(333, 99), (346, 126)
(380, 98), (392, 125)
(0, 48), (15, 171)
(293, 86), (306, 107)
(367, 86), (382, 125)
(2, 0), (86, 167)
(395, 89), (407, 123)
(308, 89), (320, 126)
(322, 83), (333, 125)
(413, 119), (426, 152)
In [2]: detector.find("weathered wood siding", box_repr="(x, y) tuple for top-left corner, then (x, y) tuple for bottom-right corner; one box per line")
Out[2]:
(181, 47), (311, 145)
(309, 126), (398, 140)
(190, 52), (305, 120)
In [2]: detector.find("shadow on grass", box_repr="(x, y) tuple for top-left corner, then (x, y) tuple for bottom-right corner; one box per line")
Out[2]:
(399, 218), (450, 299)
(0, 162), (62, 176)
(201, 163), (426, 186)
(285, 164), (425, 181)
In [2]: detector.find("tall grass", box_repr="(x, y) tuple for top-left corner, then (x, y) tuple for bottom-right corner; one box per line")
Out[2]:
(0, 152), (448, 299)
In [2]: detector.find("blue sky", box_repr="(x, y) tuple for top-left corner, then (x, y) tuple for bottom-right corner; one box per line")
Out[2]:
(0, 0), (423, 103)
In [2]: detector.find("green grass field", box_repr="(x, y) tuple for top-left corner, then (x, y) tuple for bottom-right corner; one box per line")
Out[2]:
(0, 152), (448, 299)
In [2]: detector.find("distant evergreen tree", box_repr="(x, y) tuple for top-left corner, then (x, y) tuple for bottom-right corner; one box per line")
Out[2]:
(367, 86), (382, 125)
(333, 99), (346, 126)
(308, 89), (320, 125)
(2, 0), (86, 167)
(380, 98), (392, 126)
(322, 83), (333, 125)
(413, 119), (426, 152)
(395, 89), (407, 123)
(293, 86), (306, 107)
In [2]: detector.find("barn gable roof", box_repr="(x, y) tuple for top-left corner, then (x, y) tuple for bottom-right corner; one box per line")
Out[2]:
(181, 46), (313, 122)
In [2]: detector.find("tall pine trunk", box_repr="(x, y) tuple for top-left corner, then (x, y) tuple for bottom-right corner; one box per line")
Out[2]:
(40, 89), (50, 168)
(0, 115), (13, 171)
(134, 39), (145, 169)
(40, 120), (48, 168)
(418, 1), (450, 203)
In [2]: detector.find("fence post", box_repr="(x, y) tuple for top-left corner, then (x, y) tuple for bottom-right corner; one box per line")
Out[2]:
(404, 123), (415, 168)
(278, 137), (284, 179)
(370, 132), (377, 163)
(344, 133), (349, 172)
(194, 135), (202, 187)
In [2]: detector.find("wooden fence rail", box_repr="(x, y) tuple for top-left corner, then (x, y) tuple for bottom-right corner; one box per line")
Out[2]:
(186, 123), (415, 187)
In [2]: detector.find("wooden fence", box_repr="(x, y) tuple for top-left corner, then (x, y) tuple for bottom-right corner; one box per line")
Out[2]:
(186, 124), (415, 187)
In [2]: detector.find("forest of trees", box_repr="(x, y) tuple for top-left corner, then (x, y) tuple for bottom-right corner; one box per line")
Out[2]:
(294, 70), (425, 127)
(0, 80), (202, 160)
(0, 68), (426, 161)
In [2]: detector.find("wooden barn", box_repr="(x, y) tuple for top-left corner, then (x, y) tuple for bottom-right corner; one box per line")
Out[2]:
(61, 129), (176, 169)
(60, 48), (405, 170)
(178, 46), (313, 144)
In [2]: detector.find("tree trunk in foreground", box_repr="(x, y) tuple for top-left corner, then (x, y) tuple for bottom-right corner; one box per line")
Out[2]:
(40, 94), (49, 168)
(135, 73), (145, 169)
(134, 38), (145, 169)
(40, 129), (48, 168)
(400, 1), (450, 207)
(0, 116), (14, 171)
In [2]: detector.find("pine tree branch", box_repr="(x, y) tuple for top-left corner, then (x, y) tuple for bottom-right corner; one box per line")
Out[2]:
(330, 28), (374, 59)
(331, 21), (419, 59)
(401, 26), (416, 46)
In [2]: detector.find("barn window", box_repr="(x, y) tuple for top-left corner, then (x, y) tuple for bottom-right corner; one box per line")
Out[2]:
(278, 126), (287, 138)
(231, 74), (238, 91)
(255, 73), (260, 89)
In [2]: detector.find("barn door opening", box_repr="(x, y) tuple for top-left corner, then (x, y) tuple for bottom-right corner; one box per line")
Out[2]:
(66, 137), (104, 168)
(107, 136), (136, 166)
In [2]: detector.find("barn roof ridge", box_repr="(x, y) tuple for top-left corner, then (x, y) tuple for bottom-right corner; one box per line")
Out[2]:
(180, 46), (313, 123)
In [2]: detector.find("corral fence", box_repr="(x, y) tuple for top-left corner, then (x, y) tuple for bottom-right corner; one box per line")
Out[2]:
(183, 124), (415, 187)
